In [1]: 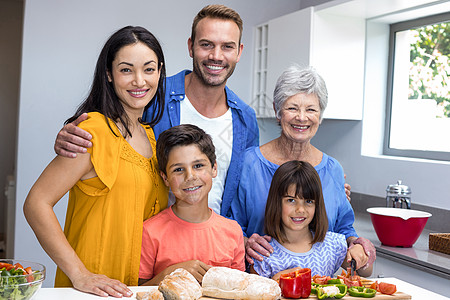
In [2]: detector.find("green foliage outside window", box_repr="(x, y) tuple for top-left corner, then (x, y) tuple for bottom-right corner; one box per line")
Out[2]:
(409, 21), (450, 117)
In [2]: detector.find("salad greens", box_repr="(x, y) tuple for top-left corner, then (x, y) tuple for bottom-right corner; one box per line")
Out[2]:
(0, 263), (43, 300)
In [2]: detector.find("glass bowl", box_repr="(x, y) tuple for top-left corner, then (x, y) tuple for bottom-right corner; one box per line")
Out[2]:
(0, 259), (45, 300)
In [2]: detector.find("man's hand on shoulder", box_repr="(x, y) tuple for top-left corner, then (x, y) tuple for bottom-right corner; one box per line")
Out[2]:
(54, 113), (92, 158)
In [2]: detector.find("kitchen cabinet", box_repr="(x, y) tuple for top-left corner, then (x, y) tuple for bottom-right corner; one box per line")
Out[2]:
(252, 6), (365, 119)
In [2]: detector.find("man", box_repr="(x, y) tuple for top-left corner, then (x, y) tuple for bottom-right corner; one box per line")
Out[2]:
(54, 4), (259, 218)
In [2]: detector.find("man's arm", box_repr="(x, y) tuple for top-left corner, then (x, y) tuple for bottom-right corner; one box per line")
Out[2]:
(54, 113), (92, 157)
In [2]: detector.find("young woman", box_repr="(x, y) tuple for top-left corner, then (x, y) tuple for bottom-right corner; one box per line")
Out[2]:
(251, 160), (373, 278)
(23, 26), (168, 297)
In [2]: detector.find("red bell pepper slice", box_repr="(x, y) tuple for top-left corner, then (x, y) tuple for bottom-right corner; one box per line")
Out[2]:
(279, 268), (311, 298)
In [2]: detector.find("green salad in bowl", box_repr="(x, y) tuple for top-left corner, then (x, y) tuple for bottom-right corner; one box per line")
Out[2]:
(0, 260), (45, 300)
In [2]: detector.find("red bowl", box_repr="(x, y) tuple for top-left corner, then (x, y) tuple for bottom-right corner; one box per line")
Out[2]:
(367, 207), (432, 247)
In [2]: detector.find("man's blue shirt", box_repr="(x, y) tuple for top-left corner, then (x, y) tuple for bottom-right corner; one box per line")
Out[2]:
(144, 70), (259, 217)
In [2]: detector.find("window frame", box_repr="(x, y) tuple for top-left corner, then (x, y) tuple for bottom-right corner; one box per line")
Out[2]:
(384, 12), (450, 162)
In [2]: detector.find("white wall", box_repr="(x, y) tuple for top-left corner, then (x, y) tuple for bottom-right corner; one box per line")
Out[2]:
(259, 0), (450, 212)
(16, 0), (301, 287)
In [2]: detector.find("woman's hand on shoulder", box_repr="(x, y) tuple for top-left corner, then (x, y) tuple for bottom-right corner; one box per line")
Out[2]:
(71, 270), (132, 298)
(245, 233), (273, 265)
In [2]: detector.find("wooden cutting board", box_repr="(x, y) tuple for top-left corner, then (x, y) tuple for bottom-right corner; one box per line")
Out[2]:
(200, 291), (412, 299)
(200, 278), (412, 300)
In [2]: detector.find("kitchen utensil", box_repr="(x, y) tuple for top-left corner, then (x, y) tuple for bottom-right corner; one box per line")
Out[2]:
(350, 259), (356, 277)
(386, 180), (411, 209)
(0, 259), (45, 300)
(367, 207), (431, 247)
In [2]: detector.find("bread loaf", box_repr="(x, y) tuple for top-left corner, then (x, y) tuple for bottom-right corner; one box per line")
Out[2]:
(158, 268), (202, 300)
(202, 267), (281, 300)
(136, 289), (164, 300)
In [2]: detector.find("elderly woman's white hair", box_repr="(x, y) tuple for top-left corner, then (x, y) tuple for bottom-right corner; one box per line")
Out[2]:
(273, 65), (328, 121)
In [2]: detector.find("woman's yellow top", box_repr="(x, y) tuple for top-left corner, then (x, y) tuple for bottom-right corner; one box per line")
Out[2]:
(55, 112), (168, 287)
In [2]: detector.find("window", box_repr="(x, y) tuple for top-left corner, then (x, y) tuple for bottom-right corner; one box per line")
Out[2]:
(385, 12), (450, 161)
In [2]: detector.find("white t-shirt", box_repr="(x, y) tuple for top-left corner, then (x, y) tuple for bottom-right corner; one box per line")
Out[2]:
(177, 96), (233, 214)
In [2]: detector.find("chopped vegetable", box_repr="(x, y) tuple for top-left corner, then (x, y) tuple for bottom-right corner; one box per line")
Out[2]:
(316, 284), (348, 299)
(378, 282), (397, 295)
(368, 281), (397, 295)
(279, 268), (311, 298)
(348, 286), (377, 298)
(0, 262), (42, 300)
(337, 268), (362, 288)
(313, 275), (331, 285)
(370, 281), (378, 290)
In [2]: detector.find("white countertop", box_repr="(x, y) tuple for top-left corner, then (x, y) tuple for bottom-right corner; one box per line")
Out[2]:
(353, 212), (450, 278)
(33, 278), (449, 300)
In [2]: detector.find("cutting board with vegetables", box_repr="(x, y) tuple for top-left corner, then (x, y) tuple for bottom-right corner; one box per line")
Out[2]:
(201, 291), (412, 299)
(201, 292), (411, 299)
(278, 278), (411, 300)
(201, 278), (412, 299)
(278, 291), (412, 299)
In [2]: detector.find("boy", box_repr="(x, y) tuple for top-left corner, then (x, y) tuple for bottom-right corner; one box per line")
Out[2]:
(138, 124), (245, 285)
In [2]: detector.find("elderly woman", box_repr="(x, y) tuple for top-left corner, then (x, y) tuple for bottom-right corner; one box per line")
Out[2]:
(230, 65), (375, 276)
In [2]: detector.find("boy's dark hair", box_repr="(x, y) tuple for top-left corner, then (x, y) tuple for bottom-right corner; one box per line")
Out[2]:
(264, 160), (328, 245)
(156, 124), (216, 175)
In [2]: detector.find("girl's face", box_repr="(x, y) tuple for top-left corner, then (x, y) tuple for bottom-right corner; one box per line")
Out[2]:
(281, 184), (316, 235)
(108, 42), (161, 117)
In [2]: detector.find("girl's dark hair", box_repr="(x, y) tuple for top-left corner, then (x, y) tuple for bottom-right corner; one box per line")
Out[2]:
(264, 160), (328, 245)
(65, 26), (166, 137)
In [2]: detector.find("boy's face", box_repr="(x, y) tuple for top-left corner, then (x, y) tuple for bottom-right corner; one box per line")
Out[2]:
(161, 144), (217, 206)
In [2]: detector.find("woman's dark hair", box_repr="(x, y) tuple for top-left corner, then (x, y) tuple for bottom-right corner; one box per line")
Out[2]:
(65, 26), (166, 137)
(264, 160), (328, 245)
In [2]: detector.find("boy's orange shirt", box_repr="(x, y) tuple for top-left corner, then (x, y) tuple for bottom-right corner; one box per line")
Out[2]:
(139, 206), (245, 279)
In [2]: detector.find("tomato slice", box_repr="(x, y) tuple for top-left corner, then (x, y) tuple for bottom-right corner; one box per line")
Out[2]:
(370, 281), (379, 291)
(313, 275), (331, 285)
(0, 262), (13, 270)
(378, 282), (397, 295)
(13, 263), (24, 270)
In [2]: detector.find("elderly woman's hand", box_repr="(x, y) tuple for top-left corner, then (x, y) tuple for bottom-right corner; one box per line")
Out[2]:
(245, 233), (273, 265)
(345, 237), (376, 278)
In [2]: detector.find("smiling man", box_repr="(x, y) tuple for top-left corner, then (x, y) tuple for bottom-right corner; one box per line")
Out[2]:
(147, 5), (259, 217)
(54, 4), (259, 217)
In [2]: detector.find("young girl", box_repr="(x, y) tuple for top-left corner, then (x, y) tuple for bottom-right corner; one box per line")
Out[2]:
(252, 160), (370, 278)
(23, 26), (168, 297)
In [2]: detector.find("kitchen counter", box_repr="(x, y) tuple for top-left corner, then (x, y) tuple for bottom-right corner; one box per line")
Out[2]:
(32, 278), (450, 299)
(354, 213), (450, 280)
